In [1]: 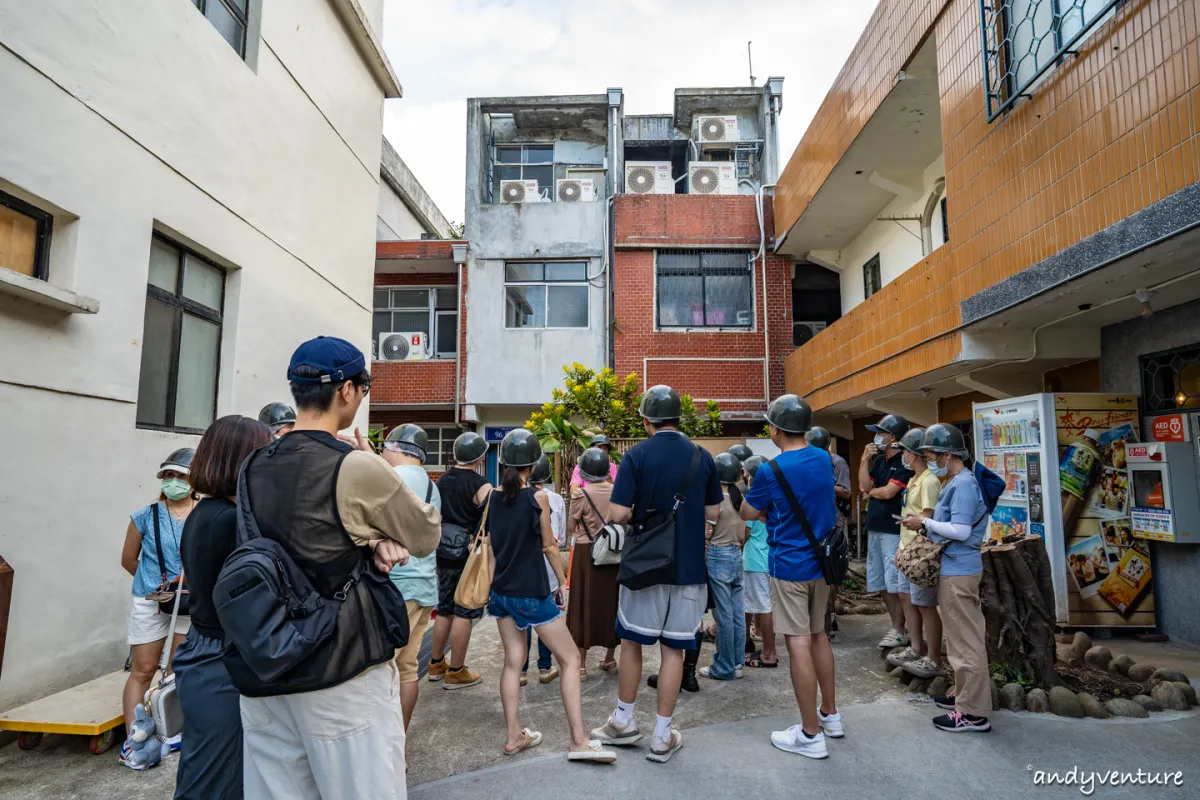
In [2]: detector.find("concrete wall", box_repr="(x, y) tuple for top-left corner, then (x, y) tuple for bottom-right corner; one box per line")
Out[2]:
(1100, 298), (1200, 644)
(0, 0), (388, 707)
(377, 180), (429, 241)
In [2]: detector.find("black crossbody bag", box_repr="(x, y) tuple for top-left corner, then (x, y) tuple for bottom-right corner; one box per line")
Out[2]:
(617, 446), (702, 590)
(767, 460), (849, 587)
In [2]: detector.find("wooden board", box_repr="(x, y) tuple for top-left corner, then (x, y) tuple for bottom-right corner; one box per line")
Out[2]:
(0, 671), (126, 735)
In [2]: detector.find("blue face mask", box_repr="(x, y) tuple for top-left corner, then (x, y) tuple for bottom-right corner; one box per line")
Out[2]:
(874, 434), (886, 448)
(926, 458), (948, 478)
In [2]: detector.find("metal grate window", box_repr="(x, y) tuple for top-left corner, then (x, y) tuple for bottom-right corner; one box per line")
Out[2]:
(1140, 345), (1200, 414)
(656, 250), (753, 329)
(980, 0), (1122, 120)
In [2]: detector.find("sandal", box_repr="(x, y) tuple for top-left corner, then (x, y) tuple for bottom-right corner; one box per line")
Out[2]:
(580, 667), (589, 680)
(744, 651), (778, 668)
(597, 659), (618, 673)
(699, 627), (717, 644)
(503, 728), (543, 755)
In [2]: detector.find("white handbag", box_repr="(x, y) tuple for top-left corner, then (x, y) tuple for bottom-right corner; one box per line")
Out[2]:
(580, 488), (625, 566)
(144, 570), (185, 740)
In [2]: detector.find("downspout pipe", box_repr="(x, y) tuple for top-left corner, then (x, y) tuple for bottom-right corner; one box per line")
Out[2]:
(756, 182), (777, 408)
(451, 243), (468, 427)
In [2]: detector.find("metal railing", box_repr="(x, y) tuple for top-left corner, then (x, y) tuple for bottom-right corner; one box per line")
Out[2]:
(981, 0), (1122, 120)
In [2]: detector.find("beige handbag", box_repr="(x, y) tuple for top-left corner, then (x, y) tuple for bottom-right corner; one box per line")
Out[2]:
(894, 533), (947, 588)
(454, 497), (494, 610)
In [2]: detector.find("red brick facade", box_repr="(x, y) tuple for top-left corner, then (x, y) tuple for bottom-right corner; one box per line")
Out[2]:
(613, 195), (791, 412)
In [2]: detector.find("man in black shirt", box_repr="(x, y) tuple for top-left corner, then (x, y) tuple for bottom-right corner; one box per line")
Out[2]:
(857, 414), (913, 649)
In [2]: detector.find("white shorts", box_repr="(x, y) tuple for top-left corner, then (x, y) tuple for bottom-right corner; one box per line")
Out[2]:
(744, 571), (772, 614)
(128, 596), (191, 646)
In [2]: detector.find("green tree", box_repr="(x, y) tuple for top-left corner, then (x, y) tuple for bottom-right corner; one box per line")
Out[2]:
(700, 399), (725, 438)
(678, 395), (702, 437)
(525, 363), (645, 448)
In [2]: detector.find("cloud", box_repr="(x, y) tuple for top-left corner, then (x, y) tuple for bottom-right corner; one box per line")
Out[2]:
(381, 0), (878, 222)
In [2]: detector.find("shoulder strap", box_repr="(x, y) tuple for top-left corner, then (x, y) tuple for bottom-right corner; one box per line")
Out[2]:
(671, 446), (704, 512)
(580, 485), (605, 537)
(151, 503), (168, 582)
(768, 459), (824, 553)
(425, 479), (433, 503)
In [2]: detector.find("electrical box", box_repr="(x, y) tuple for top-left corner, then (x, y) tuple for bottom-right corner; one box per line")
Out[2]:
(1125, 440), (1200, 543)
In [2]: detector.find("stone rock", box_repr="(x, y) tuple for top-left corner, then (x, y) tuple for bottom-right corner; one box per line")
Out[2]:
(1171, 681), (1197, 706)
(1026, 688), (1049, 713)
(1127, 663), (1159, 682)
(1152, 668), (1188, 684)
(1109, 654), (1136, 676)
(998, 683), (1026, 711)
(1150, 682), (1189, 711)
(1076, 692), (1110, 719)
(1083, 646), (1113, 671)
(1048, 686), (1086, 718)
(890, 666), (908, 679)
(1069, 631), (1092, 665)
(991, 680), (1001, 711)
(927, 676), (950, 698)
(1104, 697), (1149, 718)
(1133, 694), (1162, 713)
(909, 677), (931, 693)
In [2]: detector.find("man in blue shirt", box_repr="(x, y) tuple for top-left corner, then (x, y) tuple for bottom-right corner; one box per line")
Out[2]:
(591, 385), (722, 764)
(741, 394), (841, 760)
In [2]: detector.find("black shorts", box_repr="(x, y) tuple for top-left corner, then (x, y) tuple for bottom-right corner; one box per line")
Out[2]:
(436, 558), (485, 620)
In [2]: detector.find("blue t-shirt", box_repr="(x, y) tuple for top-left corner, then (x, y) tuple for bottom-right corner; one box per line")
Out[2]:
(130, 501), (185, 597)
(611, 431), (723, 586)
(389, 465), (441, 608)
(929, 468), (987, 576)
(743, 520), (769, 573)
(744, 446), (837, 583)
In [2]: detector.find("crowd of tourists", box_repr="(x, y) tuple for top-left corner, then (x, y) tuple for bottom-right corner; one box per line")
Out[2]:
(116, 334), (993, 799)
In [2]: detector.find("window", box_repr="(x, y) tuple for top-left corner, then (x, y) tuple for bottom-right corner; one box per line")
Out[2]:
(863, 254), (882, 300)
(1141, 345), (1200, 414)
(0, 190), (52, 280)
(424, 426), (460, 469)
(191, 0), (248, 57)
(372, 287), (458, 359)
(656, 251), (753, 329)
(136, 236), (225, 432)
(504, 262), (589, 329)
(492, 145), (554, 202)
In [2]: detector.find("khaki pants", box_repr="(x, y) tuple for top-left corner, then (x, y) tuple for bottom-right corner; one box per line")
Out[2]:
(241, 662), (406, 800)
(937, 573), (989, 717)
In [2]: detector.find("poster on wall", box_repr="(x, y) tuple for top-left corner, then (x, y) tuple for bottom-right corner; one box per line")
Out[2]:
(1054, 394), (1155, 627)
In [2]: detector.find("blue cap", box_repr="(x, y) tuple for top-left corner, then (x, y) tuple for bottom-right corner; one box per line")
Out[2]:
(287, 336), (366, 384)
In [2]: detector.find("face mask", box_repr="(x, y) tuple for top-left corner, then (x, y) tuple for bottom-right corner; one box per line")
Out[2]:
(874, 434), (886, 447)
(902, 454), (914, 471)
(161, 478), (191, 501)
(926, 459), (948, 478)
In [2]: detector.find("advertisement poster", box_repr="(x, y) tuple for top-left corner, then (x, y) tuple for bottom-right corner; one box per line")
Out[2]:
(989, 504), (1029, 541)
(1055, 394), (1154, 626)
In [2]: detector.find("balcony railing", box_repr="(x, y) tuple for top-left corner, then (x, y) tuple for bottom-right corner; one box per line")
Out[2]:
(981, 0), (1122, 120)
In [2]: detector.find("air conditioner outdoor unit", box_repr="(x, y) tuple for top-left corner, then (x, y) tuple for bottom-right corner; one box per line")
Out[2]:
(624, 162), (674, 195)
(793, 321), (828, 346)
(556, 179), (597, 202)
(500, 179), (542, 204)
(378, 332), (429, 361)
(688, 162), (738, 195)
(696, 115), (741, 145)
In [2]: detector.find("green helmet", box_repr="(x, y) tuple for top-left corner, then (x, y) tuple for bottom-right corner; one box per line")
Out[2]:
(158, 448), (196, 477)
(590, 433), (611, 449)
(714, 452), (742, 484)
(727, 443), (754, 462)
(499, 428), (542, 468)
(384, 423), (428, 463)
(528, 454), (552, 484)
(578, 447), (611, 482)
(765, 394), (813, 434)
(639, 384), (682, 423)
(805, 426), (831, 451)
(919, 423), (967, 455)
(897, 426), (926, 455)
(742, 455), (767, 484)
(867, 414), (910, 439)
(452, 431), (488, 465)
(258, 402), (296, 429)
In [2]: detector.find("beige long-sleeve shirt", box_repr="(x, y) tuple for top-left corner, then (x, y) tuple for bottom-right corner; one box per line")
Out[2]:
(568, 483), (613, 544)
(335, 451), (441, 558)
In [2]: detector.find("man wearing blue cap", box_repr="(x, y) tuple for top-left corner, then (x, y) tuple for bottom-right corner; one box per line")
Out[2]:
(236, 336), (441, 800)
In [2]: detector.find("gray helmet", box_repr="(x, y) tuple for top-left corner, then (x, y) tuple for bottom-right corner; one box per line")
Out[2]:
(897, 427), (926, 456)
(384, 423), (428, 463)
(499, 428), (542, 468)
(919, 423), (967, 455)
(258, 402), (296, 429)
(590, 433), (611, 449)
(727, 443), (753, 462)
(765, 394), (813, 434)
(805, 426), (831, 451)
(714, 452), (742, 484)
(158, 447), (196, 478)
(742, 454), (767, 484)
(639, 384), (682, 423)
(867, 414), (910, 439)
(578, 447), (611, 482)
(528, 454), (552, 484)
(452, 431), (488, 465)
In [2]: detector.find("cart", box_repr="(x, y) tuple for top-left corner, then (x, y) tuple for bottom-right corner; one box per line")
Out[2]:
(0, 671), (125, 754)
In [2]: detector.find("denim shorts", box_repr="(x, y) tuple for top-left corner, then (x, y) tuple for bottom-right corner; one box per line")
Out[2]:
(895, 568), (939, 607)
(866, 532), (902, 593)
(487, 591), (561, 631)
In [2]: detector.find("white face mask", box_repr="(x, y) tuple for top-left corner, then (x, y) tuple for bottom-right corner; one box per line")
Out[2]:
(874, 434), (886, 448)
(927, 457), (948, 478)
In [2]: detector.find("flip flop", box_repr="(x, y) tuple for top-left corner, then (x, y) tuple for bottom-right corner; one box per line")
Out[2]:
(503, 728), (543, 755)
(744, 652), (778, 668)
(597, 660), (618, 673)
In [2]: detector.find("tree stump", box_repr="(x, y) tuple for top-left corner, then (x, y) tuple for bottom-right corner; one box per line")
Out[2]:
(980, 535), (1059, 690)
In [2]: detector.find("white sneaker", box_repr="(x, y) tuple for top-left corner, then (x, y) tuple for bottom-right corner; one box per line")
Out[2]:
(818, 708), (844, 738)
(646, 728), (683, 763)
(590, 713), (643, 746)
(771, 725), (828, 759)
(877, 628), (909, 648)
(885, 646), (920, 667)
(734, 665), (744, 679)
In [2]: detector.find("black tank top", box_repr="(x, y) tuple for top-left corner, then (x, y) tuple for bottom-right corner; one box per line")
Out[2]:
(488, 487), (551, 598)
(437, 468), (490, 529)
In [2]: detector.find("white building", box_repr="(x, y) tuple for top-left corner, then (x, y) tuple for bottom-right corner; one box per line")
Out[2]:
(0, 0), (401, 708)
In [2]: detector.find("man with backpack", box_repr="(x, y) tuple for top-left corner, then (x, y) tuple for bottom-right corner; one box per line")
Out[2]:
(229, 337), (441, 799)
(740, 394), (841, 759)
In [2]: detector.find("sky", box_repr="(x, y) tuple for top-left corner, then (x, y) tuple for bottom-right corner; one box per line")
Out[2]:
(379, 0), (879, 225)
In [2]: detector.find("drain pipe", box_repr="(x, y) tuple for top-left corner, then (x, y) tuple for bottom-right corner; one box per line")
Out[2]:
(451, 243), (468, 427)
(756, 182), (777, 407)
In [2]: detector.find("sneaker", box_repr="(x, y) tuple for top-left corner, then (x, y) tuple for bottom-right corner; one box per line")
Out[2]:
(932, 695), (957, 710)
(118, 741), (151, 771)
(877, 628), (909, 648)
(885, 646), (920, 667)
(818, 708), (844, 739)
(520, 671), (528, 687)
(538, 666), (560, 684)
(427, 659), (448, 682)
(646, 728), (683, 763)
(734, 665), (744, 679)
(443, 665), (482, 690)
(933, 711), (991, 733)
(568, 740), (617, 763)
(165, 733), (182, 753)
(770, 725), (828, 759)
(903, 656), (946, 678)
(590, 713), (643, 746)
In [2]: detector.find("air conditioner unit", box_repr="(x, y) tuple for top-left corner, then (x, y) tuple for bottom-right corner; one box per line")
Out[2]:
(500, 180), (542, 204)
(793, 321), (828, 346)
(378, 332), (429, 361)
(696, 115), (741, 145)
(688, 162), (738, 195)
(556, 178), (597, 202)
(624, 162), (674, 195)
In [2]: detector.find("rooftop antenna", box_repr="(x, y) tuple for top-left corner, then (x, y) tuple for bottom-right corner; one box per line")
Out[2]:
(748, 41), (756, 86)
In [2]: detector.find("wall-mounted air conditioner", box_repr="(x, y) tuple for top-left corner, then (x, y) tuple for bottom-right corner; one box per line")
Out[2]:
(378, 332), (429, 361)
(624, 162), (674, 195)
(696, 115), (741, 145)
(500, 180), (543, 204)
(556, 179), (597, 202)
(688, 162), (738, 195)
(793, 321), (828, 346)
